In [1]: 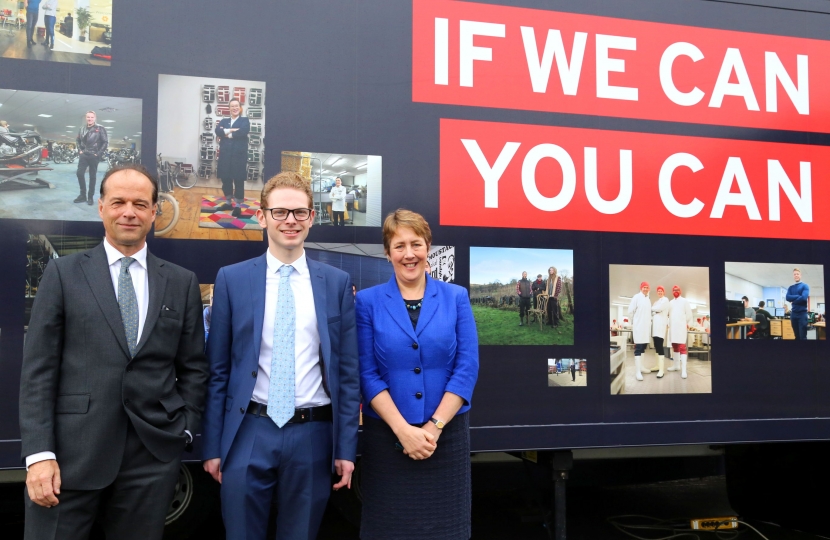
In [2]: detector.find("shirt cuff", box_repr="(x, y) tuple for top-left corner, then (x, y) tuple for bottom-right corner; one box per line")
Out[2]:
(25, 451), (56, 470)
(185, 430), (193, 444)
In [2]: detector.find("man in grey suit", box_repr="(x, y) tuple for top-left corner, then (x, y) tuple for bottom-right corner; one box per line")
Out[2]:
(19, 164), (208, 540)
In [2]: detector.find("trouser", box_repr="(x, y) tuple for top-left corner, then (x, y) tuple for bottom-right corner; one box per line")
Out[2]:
(652, 336), (665, 356)
(672, 343), (688, 354)
(221, 175), (245, 204)
(76, 154), (100, 199)
(518, 297), (531, 319)
(24, 423), (181, 540)
(791, 312), (808, 340)
(547, 297), (560, 326)
(571, 368), (575, 381)
(26, 10), (37, 43)
(332, 210), (345, 226)
(44, 15), (55, 45)
(634, 343), (647, 356)
(221, 413), (333, 540)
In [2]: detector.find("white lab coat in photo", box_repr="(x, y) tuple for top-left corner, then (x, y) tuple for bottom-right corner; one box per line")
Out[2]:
(330, 185), (347, 212)
(667, 295), (693, 344)
(627, 292), (652, 344)
(651, 296), (669, 340)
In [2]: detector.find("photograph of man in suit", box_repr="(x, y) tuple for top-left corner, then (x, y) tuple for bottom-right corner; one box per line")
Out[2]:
(19, 164), (208, 540)
(202, 171), (360, 540)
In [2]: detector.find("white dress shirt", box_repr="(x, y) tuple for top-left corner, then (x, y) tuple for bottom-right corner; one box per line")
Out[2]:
(224, 115), (238, 138)
(26, 238), (152, 469)
(252, 250), (330, 408)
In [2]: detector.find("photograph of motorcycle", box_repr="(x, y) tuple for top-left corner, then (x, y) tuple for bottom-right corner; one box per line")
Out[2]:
(0, 88), (142, 221)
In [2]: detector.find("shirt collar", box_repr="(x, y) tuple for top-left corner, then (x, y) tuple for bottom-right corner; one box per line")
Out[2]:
(266, 249), (308, 277)
(103, 237), (148, 270)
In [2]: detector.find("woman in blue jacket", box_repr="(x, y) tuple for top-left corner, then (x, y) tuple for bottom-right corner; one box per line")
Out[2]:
(356, 209), (478, 540)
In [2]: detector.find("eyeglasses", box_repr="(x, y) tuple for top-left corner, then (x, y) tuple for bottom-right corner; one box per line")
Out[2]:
(262, 207), (313, 221)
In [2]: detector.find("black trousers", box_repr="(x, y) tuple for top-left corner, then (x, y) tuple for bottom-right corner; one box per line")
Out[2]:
(332, 210), (345, 226)
(547, 297), (560, 326)
(24, 423), (181, 540)
(76, 154), (100, 199)
(221, 175), (245, 202)
(518, 297), (531, 319)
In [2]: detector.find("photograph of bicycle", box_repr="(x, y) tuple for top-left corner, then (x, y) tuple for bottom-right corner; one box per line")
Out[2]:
(0, 88), (142, 220)
(155, 74), (266, 241)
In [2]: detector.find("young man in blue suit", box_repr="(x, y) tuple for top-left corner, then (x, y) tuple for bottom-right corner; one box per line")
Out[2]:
(202, 172), (360, 539)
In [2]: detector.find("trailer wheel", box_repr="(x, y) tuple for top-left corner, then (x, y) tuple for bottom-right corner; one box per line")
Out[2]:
(163, 463), (220, 539)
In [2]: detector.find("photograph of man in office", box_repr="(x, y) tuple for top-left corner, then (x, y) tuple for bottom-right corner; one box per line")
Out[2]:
(609, 265), (711, 395)
(547, 359), (586, 387)
(0, 89), (141, 221)
(724, 262), (825, 340)
(280, 151), (382, 227)
(156, 74), (266, 240)
(470, 247), (574, 346)
(0, 0), (113, 66)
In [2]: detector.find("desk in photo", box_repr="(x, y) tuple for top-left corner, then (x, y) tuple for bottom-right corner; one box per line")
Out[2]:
(769, 318), (795, 340)
(811, 321), (826, 340)
(726, 320), (758, 339)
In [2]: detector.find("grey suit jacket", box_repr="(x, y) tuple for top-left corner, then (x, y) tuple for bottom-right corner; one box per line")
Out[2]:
(19, 242), (208, 490)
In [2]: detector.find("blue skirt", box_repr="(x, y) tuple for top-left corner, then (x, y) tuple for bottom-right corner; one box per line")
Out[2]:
(359, 412), (471, 540)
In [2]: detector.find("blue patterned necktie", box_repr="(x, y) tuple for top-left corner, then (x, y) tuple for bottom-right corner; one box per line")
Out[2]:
(268, 265), (295, 427)
(118, 257), (139, 357)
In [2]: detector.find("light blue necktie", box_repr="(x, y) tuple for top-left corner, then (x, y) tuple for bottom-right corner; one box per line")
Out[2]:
(118, 257), (139, 357)
(268, 265), (295, 427)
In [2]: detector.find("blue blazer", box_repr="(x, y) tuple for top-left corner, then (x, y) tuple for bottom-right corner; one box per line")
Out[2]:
(356, 275), (479, 424)
(201, 253), (360, 469)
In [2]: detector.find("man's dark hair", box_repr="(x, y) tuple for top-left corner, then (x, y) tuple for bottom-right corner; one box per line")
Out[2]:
(741, 296), (749, 302)
(759, 301), (765, 308)
(100, 163), (159, 204)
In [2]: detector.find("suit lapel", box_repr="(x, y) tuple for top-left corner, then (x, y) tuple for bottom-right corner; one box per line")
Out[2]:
(251, 253), (267, 366)
(308, 258), (330, 370)
(134, 252), (167, 356)
(80, 243), (131, 359)
(382, 276), (417, 341)
(415, 276), (439, 336)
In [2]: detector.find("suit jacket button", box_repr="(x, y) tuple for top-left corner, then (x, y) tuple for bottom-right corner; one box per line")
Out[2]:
(415, 392), (422, 399)
(126, 367), (132, 373)
(414, 367), (421, 374)
(252, 371), (257, 378)
(124, 399), (130, 406)
(240, 407), (245, 414)
(412, 343), (418, 350)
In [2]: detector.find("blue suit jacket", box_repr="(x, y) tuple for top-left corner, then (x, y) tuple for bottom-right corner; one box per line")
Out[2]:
(202, 253), (360, 469)
(356, 275), (478, 424)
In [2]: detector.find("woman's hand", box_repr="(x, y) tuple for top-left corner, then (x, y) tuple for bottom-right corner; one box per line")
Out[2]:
(395, 424), (436, 460)
(421, 421), (442, 445)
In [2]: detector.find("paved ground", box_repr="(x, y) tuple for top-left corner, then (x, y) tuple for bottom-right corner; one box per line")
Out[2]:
(1, 462), (826, 539)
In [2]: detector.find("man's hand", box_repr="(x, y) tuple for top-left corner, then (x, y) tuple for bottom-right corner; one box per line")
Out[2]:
(333, 459), (354, 490)
(26, 459), (61, 507)
(203, 458), (222, 484)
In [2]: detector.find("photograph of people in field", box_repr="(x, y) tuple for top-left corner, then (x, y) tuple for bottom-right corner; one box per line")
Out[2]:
(469, 247), (574, 345)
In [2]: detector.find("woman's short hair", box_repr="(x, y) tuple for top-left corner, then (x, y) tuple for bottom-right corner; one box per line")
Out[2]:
(260, 171), (313, 208)
(382, 209), (432, 254)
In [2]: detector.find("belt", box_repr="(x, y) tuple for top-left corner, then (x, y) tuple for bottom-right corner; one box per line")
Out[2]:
(247, 401), (333, 423)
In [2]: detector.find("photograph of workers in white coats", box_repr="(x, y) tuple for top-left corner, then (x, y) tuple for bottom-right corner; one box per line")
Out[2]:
(667, 285), (694, 379)
(649, 285), (670, 378)
(627, 282), (652, 381)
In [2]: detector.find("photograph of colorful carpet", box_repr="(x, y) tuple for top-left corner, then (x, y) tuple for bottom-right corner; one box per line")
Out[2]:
(199, 196), (263, 230)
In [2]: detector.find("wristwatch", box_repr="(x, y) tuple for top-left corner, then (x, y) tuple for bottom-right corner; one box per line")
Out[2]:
(430, 417), (445, 429)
